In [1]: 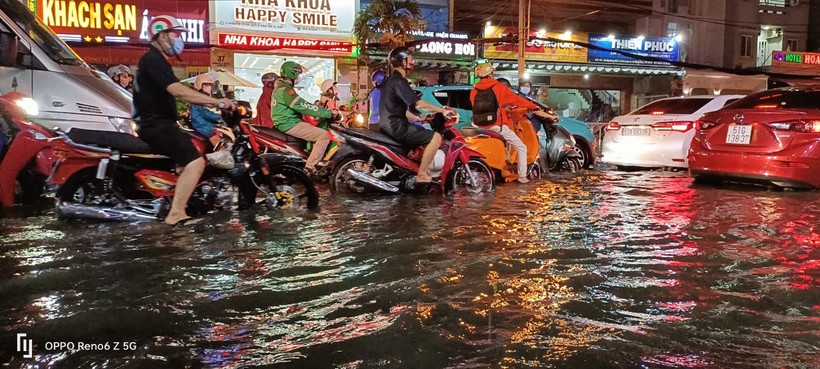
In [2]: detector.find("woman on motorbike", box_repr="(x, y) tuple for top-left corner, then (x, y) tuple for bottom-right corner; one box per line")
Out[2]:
(253, 72), (279, 128)
(471, 62), (557, 183)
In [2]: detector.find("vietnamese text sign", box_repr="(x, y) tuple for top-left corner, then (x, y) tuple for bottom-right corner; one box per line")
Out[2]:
(218, 33), (353, 51)
(771, 51), (820, 76)
(369, 30), (475, 60)
(31, 0), (207, 44)
(483, 26), (588, 63)
(213, 0), (354, 39)
(587, 34), (679, 65)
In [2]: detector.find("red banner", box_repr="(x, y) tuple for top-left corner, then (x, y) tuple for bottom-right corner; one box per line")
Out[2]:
(30, 0), (208, 44)
(218, 33), (353, 52)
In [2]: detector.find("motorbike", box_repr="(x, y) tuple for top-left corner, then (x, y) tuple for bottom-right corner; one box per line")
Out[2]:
(460, 107), (545, 182)
(533, 114), (583, 173)
(328, 112), (495, 195)
(48, 100), (320, 222)
(0, 93), (57, 207)
(247, 114), (345, 177)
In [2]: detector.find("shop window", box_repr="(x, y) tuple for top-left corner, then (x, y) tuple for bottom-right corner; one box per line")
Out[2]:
(740, 35), (753, 57)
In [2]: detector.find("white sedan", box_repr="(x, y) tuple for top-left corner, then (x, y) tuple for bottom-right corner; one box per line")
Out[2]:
(601, 95), (744, 169)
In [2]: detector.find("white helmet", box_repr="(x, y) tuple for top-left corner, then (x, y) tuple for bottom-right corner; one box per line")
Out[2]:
(321, 80), (337, 93)
(147, 15), (188, 40)
(194, 74), (214, 90)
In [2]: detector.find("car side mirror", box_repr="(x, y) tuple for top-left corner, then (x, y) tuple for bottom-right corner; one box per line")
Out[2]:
(0, 32), (19, 67)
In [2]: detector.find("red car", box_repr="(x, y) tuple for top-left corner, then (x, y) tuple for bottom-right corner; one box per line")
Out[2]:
(688, 88), (820, 189)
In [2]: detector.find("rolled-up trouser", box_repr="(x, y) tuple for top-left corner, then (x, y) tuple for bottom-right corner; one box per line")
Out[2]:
(284, 121), (330, 169)
(480, 124), (528, 178)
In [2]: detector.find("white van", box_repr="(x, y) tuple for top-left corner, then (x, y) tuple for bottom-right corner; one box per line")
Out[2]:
(0, 0), (134, 133)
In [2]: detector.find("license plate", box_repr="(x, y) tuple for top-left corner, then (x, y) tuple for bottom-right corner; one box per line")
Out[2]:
(726, 125), (752, 144)
(621, 127), (651, 136)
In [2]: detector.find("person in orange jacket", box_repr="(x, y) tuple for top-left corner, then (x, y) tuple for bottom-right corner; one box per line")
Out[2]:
(470, 62), (557, 183)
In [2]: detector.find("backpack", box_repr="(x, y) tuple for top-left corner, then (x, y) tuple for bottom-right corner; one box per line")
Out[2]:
(472, 85), (499, 127)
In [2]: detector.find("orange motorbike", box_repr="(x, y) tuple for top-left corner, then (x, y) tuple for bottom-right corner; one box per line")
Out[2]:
(461, 107), (544, 182)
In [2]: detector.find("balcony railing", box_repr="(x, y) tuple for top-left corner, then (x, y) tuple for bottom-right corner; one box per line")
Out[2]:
(759, 0), (799, 7)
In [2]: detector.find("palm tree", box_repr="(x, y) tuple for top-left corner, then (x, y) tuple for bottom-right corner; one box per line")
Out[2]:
(353, 0), (427, 54)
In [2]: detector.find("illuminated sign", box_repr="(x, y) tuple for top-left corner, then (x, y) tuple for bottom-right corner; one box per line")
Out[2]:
(30, 0), (207, 44)
(369, 30), (475, 60)
(587, 34), (679, 65)
(213, 0), (355, 40)
(218, 33), (352, 52)
(774, 51), (820, 65)
(483, 26), (588, 63)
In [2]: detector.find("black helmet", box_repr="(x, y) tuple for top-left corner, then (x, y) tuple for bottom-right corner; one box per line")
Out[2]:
(388, 47), (412, 68)
(261, 72), (279, 85)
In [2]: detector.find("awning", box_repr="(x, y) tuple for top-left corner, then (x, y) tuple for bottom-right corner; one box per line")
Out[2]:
(492, 61), (684, 76)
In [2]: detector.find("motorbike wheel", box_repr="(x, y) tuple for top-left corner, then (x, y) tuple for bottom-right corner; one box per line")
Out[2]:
(560, 157), (582, 173)
(445, 158), (495, 195)
(527, 161), (543, 180)
(246, 165), (320, 210)
(330, 156), (375, 194)
(56, 169), (114, 206)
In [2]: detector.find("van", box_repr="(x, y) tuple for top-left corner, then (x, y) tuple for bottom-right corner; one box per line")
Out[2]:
(0, 0), (134, 134)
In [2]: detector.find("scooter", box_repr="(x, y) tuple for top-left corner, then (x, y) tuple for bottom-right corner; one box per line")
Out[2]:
(0, 93), (57, 207)
(460, 107), (545, 182)
(248, 114), (344, 178)
(329, 112), (495, 195)
(48, 100), (320, 222)
(532, 114), (583, 173)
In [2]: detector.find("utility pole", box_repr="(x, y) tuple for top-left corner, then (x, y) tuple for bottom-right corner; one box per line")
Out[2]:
(518, 0), (527, 81)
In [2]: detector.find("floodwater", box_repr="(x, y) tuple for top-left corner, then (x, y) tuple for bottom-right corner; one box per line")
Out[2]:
(1, 170), (818, 369)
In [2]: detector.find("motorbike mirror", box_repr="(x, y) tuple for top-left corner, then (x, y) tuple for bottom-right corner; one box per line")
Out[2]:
(0, 32), (19, 67)
(212, 80), (225, 98)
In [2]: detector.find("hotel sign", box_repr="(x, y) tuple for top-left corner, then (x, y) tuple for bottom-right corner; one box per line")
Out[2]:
(771, 51), (820, 76)
(30, 0), (207, 44)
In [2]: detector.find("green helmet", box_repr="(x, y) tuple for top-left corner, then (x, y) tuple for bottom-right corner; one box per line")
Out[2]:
(280, 61), (305, 80)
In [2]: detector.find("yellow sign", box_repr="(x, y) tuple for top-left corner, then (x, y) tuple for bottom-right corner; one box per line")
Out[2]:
(211, 49), (234, 73)
(40, 0), (137, 34)
(483, 26), (588, 63)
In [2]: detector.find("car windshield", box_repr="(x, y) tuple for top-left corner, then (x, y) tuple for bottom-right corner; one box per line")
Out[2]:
(1, 0), (83, 66)
(632, 98), (711, 115)
(727, 90), (820, 110)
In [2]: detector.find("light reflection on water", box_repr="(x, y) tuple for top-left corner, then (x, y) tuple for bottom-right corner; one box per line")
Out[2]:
(1, 170), (818, 368)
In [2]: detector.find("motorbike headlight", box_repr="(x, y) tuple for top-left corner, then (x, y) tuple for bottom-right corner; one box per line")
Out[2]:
(109, 117), (137, 135)
(15, 97), (39, 116)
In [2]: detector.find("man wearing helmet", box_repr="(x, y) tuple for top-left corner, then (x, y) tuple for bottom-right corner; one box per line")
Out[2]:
(107, 64), (133, 92)
(133, 15), (235, 226)
(368, 70), (385, 132)
(271, 61), (338, 175)
(380, 47), (453, 185)
(252, 72), (279, 128)
(471, 62), (557, 183)
(319, 80), (339, 110)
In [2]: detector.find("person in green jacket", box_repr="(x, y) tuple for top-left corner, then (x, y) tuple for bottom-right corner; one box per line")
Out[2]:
(271, 61), (339, 174)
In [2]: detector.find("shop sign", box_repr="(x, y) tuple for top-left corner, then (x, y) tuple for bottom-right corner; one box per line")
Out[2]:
(218, 33), (353, 52)
(369, 30), (475, 60)
(30, 0), (207, 44)
(587, 34), (679, 65)
(483, 26), (588, 63)
(211, 48), (234, 71)
(213, 0), (355, 39)
(771, 51), (820, 76)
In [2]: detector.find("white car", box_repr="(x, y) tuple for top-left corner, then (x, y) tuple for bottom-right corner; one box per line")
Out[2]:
(601, 95), (744, 169)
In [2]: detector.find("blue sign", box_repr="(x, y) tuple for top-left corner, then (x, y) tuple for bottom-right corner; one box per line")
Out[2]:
(587, 34), (679, 65)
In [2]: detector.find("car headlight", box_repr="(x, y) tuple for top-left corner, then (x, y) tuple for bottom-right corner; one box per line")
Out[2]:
(15, 97), (39, 116)
(109, 117), (137, 135)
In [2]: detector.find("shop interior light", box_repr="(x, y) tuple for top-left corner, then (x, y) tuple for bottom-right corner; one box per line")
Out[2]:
(583, 74), (590, 80)
(763, 25), (771, 30)
(523, 71), (530, 79)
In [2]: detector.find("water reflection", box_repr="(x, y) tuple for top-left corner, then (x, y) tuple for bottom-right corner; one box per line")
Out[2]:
(0, 172), (818, 368)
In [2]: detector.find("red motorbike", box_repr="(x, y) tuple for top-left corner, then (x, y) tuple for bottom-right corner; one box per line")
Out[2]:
(248, 115), (343, 177)
(48, 101), (320, 222)
(0, 93), (57, 207)
(328, 112), (496, 195)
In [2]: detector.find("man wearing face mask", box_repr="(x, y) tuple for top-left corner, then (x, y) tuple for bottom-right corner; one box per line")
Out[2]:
(133, 15), (235, 226)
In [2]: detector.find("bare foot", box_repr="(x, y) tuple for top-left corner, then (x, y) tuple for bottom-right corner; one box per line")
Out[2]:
(416, 174), (433, 184)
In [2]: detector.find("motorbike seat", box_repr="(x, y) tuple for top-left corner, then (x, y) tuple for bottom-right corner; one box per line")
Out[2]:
(66, 128), (155, 154)
(251, 125), (307, 151)
(460, 127), (506, 144)
(342, 128), (410, 155)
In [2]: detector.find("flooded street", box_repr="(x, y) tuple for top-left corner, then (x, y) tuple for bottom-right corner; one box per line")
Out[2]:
(1, 170), (818, 369)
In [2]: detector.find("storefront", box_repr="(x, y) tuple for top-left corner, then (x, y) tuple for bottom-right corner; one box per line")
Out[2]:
(368, 30), (477, 86)
(28, 0), (210, 75)
(483, 26), (683, 121)
(210, 0), (356, 106)
(768, 50), (820, 87)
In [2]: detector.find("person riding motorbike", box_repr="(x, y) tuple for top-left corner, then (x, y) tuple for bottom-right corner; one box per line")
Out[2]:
(470, 62), (556, 183)
(133, 15), (235, 226)
(253, 72), (279, 128)
(368, 70), (385, 132)
(189, 74), (223, 147)
(319, 79), (340, 110)
(107, 64), (133, 93)
(271, 61), (339, 176)
(378, 47), (453, 185)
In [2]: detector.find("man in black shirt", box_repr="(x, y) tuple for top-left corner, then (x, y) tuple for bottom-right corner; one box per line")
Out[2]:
(379, 47), (452, 184)
(133, 15), (234, 226)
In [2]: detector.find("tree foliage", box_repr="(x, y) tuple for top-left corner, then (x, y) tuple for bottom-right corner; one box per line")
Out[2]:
(353, 0), (426, 53)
